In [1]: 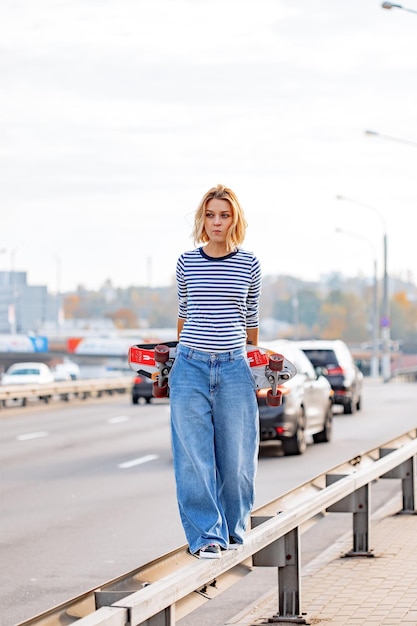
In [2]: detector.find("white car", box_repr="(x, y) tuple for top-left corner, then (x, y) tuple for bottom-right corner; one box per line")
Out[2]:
(257, 340), (334, 455)
(1, 362), (55, 386)
(53, 360), (81, 381)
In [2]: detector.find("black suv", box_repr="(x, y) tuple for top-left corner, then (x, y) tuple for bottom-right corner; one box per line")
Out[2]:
(296, 340), (363, 414)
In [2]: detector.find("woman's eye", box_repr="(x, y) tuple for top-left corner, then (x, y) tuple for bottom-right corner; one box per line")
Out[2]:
(205, 212), (230, 219)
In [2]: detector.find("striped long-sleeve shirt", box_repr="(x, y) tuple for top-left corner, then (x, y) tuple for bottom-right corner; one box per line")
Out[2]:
(176, 247), (262, 351)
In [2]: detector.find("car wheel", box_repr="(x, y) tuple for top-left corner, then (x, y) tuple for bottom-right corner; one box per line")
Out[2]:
(145, 397), (152, 404)
(344, 398), (355, 415)
(281, 417), (307, 456)
(356, 396), (362, 411)
(132, 395), (139, 405)
(313, 403), (333, 444)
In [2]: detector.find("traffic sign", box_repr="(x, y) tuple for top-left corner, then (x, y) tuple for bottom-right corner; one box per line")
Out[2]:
(380, 316), (391, 328)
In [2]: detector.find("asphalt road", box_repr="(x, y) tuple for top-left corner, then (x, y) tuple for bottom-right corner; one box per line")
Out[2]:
(1, 379), (417, 625)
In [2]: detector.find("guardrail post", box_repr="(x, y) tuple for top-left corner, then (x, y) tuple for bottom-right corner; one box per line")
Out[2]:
(326, 475), (372, 557)
(251, 517), (306, 623)
(380, 448), (417, 512)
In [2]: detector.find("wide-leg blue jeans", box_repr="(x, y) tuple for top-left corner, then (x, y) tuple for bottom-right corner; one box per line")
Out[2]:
(169, 344), (259, 555)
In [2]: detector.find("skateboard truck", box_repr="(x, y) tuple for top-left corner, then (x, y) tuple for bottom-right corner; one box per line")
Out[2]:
(265, 353), (285, 407)
(153, 344), (173, 398)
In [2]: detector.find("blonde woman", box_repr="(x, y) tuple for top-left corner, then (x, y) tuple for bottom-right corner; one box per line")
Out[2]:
(169, 184), (262, 558)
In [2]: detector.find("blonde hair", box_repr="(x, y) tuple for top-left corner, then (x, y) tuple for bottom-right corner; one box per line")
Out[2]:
(192, 184), (247, 252)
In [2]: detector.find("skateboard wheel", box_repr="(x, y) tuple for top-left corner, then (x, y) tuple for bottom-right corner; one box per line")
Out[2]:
(266, 389), (283, 407)
(154, 344), (170, 363)
(269, 354), (284, 372)
(153, 381), (168, 398)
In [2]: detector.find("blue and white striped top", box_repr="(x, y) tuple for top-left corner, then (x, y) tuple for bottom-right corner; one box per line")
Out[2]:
(176, 247), (262, 351)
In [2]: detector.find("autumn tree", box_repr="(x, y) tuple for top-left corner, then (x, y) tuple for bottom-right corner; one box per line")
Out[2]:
(106, 308), (138, 329)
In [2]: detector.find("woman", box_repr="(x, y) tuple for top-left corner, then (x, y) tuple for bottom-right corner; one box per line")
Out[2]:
(169, 184), (262, 559)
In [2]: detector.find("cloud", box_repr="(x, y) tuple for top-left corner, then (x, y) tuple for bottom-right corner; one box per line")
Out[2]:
(1, 0), (417, 291)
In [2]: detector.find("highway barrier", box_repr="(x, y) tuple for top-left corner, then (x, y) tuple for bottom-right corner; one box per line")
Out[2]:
(0, 377), (132, 408)
(17, 429), (417, 626)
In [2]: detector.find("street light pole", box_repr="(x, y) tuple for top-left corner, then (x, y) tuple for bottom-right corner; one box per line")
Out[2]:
(363, 127), (417, 377)
(336, 195), (391, 382)
(55, 254), (64, 330)
(381, 2), (417, 14)
(381, 232), (390, 381)
(364, 129), (417, 148)
(291, 282), (299, 340)
(10, 249), (17, 335)
(335, 228), (379, 378)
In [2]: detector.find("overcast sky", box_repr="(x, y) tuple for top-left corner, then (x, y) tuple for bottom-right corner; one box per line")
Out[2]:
(1, 0), (417, 293)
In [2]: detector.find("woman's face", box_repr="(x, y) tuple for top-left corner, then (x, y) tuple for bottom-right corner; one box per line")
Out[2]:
(204, 198), (233, 245)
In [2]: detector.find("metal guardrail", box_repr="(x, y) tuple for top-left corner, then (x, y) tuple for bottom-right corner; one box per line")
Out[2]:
(391, 366), (417, 381)
(0, 377), (132, 408)
(17, 429), (417, 626)
(391, 355), (417, 381)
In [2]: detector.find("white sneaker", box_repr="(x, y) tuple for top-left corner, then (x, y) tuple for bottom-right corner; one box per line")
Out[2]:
(199, 543), (222, 559)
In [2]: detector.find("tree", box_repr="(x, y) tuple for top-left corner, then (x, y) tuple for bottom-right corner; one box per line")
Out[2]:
(320, 290), (368, 342)
(106, 308), (138, 329)
(391, 291), (417, 351)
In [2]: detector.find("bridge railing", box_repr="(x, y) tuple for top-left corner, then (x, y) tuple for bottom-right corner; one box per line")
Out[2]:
(17, 429), (417, 626)
(0, 377), (132, 408)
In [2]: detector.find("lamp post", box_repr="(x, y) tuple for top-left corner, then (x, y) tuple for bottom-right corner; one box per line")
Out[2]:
(335, 228), (379, 378)
(291, 282), (300, 340)
(381, 2), (417, 14)
(336, 195), (391, 382)
(364, 129), (417, 147)
(10, 249), (18, 335)
(55, 254), (64, 330)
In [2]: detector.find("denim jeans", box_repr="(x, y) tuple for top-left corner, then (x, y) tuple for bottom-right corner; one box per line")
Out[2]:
(169, 344), (259, 554)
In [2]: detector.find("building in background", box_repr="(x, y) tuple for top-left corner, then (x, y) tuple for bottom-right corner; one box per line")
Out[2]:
(0, 271), (60, 333)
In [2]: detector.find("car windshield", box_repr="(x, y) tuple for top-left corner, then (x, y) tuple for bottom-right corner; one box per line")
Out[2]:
(10, 369), (40, 376)
(302, 350), (338, 370)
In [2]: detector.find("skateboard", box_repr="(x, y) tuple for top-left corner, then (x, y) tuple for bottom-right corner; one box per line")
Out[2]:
(128, 342), (297, 407)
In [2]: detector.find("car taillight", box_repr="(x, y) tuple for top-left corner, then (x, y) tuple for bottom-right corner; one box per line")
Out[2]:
(134, 376), (143, 384)
(326, 366), (344, 376)
(256, 385), (289, 398)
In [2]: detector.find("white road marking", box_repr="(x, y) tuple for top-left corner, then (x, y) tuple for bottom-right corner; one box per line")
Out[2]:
(17, 432), (49, 441)
(108, 415), (130, 424)
(118, 454), (158, 469)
